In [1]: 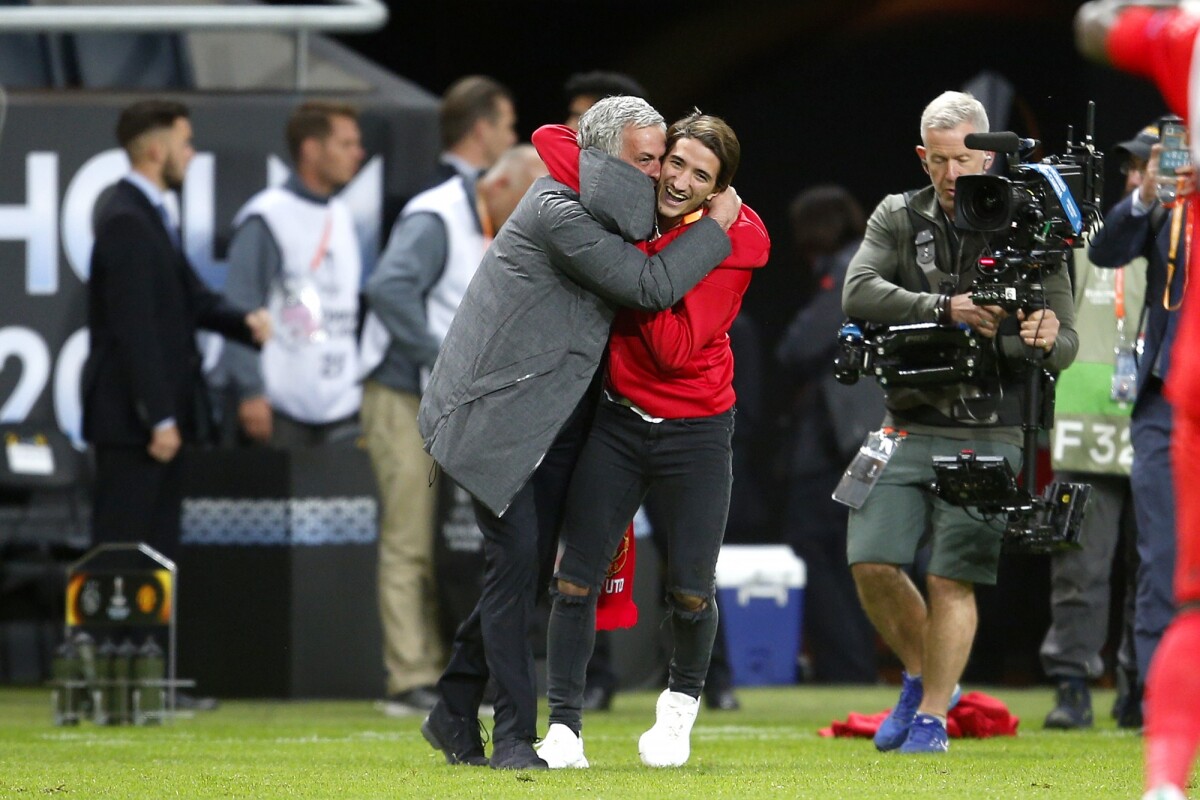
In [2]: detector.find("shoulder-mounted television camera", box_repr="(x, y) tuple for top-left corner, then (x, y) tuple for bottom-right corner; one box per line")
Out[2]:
(955, 103), (1104, 313)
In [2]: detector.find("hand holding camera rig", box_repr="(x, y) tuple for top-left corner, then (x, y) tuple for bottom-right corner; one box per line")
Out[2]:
(836, 106), (1104, 552)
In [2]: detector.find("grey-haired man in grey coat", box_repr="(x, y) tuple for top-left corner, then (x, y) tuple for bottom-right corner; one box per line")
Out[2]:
(417, 96), (741, 770)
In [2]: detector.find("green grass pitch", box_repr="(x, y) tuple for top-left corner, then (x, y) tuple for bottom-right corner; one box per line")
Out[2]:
(0, 685), (1147, 798)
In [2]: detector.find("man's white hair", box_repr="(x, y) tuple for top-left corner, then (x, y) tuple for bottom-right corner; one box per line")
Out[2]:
(576, 95), (665, 157)
(920, 91), (989, 144)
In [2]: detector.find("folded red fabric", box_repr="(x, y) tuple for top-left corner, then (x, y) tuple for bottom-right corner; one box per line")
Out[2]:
(818, 691), (1020, 738)
(595, 523), (638, 630)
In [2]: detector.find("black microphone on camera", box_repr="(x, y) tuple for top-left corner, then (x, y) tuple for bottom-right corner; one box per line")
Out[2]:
(963, 131), (1024, 153)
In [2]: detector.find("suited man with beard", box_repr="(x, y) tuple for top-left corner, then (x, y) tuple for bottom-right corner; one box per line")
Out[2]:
(83, 99), (271, 559)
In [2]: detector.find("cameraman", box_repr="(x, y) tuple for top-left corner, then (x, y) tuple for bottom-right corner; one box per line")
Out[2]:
(841, 90), (1078, 754)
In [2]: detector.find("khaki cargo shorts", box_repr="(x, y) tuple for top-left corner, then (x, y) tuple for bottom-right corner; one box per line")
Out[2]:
(846, 432), (1021, 585)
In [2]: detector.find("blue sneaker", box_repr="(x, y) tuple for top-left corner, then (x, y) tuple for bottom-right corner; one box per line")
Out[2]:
(874, 672), (923, 751)
(898, 712), (949, 754)
(874, 674), (963, 752)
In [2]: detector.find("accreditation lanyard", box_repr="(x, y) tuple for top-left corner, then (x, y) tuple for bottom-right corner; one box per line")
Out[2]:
(1164, 201), (1192, 312)
(476, 195), (496, 249)
(1115, 267), (1126, 324)
(651, 208), (705, 242)
(1114, 265), (1137, 348)
(308, 214), (334, 273)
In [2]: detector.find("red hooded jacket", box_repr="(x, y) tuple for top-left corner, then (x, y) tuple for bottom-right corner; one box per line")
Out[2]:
(532, 124), (770, 418)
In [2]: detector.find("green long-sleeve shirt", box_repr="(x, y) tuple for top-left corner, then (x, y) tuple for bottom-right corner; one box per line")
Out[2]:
(842, 184), (1079, 444)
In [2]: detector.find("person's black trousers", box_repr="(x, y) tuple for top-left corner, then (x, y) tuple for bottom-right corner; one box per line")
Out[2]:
(92, 445), (183, 562)
(435, 396), (592, 742)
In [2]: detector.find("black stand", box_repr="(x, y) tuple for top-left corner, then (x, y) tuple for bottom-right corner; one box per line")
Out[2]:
(930, 341), (1090, 553)
(1021, 344), (1044, 494)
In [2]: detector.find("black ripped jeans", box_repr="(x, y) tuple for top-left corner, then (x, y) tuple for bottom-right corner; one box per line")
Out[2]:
(546, 397), (734, 733)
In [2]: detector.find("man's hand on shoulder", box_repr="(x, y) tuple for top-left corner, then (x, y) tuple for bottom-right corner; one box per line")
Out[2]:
(245, 308), (272, 346)
(707, 187), (742, 231)
(239, 396), (274, 443)
(147, 424), (182, 463)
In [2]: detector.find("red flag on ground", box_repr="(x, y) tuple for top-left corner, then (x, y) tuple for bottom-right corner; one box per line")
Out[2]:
(595, 523), (637, 630)
(818, 691), (1020, 739)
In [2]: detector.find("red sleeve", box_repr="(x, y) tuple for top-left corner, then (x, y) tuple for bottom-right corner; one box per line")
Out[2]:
(1167, 212), (1200, 418)
(531, 124), (581, 192)
(1108, 7), (1196, 118)
(630, 208), (767, 372)
(724, 205), (771, 268)
(631, 269), (750, 373)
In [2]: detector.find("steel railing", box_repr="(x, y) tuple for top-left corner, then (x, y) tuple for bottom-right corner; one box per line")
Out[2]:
(0, 0), (389, 89)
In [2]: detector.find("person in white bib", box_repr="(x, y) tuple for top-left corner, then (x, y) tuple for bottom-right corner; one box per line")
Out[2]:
(221, 100), (365, 447)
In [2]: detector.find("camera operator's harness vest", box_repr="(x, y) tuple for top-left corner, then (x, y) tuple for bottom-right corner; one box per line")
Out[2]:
(903, 189), (969, 304)
(890, 190), (1026, 429)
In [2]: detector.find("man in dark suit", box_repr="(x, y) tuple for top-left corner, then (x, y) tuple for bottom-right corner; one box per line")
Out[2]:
(83, 99), (271, 561)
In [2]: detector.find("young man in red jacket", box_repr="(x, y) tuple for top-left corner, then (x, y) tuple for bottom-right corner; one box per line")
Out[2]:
(1077, 4), (1200, 799)
(529, 113), (770, 769)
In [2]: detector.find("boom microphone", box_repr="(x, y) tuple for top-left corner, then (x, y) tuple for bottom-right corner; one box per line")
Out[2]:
(963, 131), (1021, 153)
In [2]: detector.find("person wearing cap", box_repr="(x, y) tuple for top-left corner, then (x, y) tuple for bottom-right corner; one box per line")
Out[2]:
(1087, 115), (1190, 737)
(1038, 122), (1156, 732)
(1115, 123), (1155, 176)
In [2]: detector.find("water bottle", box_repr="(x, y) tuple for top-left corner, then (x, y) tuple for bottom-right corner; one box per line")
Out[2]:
(111, 639), (137, 726)
(833, 428), (905, 509)
(1111, 345), (1138, 403)
(72, 631), (96, 718)
(93, 639), (115, 725)
(133, 637), (165, 725)
(50, 638), (80, 726)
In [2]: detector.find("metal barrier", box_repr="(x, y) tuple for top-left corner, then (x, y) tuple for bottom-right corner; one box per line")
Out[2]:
(0, 0), (389, 89)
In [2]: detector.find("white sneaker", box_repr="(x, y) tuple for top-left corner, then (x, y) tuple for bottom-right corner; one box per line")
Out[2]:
(1142, 785), (1187, 800)
(535, 722), (589, 769)
(638, 689), (700, 767)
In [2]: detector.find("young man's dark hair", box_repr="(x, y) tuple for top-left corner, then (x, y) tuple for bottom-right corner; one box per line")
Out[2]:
(563, 70), (647, 104)
(439, 75), (513, 150)
(666, 112), (740, 191)
(285, 100), (359, 164)
(115, 100), (189, 152)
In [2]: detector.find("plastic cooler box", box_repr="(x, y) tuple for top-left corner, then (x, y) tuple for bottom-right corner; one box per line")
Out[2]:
(714, 545), (806, 686)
